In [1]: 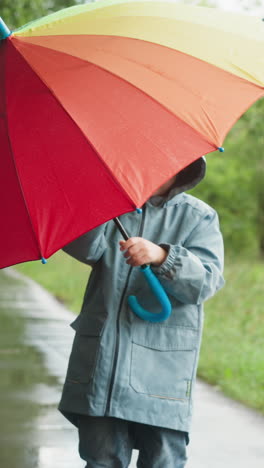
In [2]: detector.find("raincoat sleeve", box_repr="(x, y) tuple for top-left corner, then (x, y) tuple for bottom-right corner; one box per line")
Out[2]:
(152, 210), (224, 304)
(62, 223), (107, 265)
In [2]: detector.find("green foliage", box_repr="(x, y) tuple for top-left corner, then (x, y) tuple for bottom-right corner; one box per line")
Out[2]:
(16, 250), (90, 312)
(238, 0), (264, 14)
(192, 98), (264, 256)
(1, 0), (80, 29)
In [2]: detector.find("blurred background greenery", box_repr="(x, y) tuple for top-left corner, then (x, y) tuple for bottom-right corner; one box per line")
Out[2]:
(2, 0), (264, 413)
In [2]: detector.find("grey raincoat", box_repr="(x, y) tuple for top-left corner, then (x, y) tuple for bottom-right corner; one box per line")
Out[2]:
(59, 158), (224, 435)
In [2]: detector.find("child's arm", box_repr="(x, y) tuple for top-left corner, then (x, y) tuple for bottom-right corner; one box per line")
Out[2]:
(62, 223), (107, 265)
(154, 210), (224, 304)
(120, 210), (224, 305)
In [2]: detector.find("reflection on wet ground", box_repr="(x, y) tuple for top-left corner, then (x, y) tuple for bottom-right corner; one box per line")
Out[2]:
(0, 271), (84, 468)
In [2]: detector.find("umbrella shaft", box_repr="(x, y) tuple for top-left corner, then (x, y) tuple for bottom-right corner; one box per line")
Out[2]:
(113, 217), (129, 240)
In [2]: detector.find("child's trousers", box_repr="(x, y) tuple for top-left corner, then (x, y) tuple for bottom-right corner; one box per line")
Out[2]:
(78, 415), (188, 468)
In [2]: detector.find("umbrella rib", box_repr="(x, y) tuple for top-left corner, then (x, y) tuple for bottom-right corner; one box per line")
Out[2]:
(15, 37), (218, 150)
(3, 45), (44, 260)
(10, 40), (139, 213)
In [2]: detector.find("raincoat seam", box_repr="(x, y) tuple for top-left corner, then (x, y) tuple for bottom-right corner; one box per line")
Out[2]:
(139, 324), (198, 331)
(175, 195), (215, 216)
(131, 343), (197, 352)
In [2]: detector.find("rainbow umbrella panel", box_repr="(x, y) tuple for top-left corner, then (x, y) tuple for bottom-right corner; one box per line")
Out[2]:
(0, 0), (264, 269)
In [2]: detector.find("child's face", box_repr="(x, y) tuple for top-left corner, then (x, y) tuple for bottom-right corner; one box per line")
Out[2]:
(151, 174), (177, 197)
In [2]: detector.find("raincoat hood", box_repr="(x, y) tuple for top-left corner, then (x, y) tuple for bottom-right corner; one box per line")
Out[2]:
(149, 156), (206, 206)
(173, 156), (206, 194)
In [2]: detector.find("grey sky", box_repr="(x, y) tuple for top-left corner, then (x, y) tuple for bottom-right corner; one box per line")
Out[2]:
(214, 0), (264, 14)
(89, 0), (264, 16)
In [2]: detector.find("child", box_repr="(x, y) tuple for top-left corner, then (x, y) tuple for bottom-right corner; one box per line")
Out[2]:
(59, 157), (224, 467)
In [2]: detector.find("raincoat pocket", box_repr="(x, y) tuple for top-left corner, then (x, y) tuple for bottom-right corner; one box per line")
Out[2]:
(66, 313), (106, 384)
(130, 325), (199, 400)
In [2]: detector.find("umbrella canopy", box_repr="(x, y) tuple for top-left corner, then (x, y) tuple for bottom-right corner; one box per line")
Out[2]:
(0, 0), (264, 268)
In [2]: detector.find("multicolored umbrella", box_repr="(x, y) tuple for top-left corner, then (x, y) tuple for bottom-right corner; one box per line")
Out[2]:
(0, 0), (264, 271)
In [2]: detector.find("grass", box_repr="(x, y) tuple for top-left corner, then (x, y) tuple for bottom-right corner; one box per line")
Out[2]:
(199, 258), (264, 413)
(15, 252), (264, 414)
(15, 250), (90, 313)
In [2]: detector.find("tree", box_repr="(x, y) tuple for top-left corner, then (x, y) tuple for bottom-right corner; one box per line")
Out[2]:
(236, 99), (264, 257)
(238, 0), (264, 15)
(1, 0), (81, 29)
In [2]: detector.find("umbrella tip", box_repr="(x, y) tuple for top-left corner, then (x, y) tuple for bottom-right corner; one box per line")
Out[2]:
(41, 257), (47, 264)
(136, 208), (143, 214)
(218, 147), (225, 153)
(0, 18), (11, 40)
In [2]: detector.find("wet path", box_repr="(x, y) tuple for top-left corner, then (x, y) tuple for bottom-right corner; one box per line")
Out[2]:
(0, 268), (84, 468)
(0, 268), (264, 467)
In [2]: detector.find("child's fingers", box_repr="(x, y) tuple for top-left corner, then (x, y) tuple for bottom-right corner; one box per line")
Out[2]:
(124, 245), (143, 259)
(119, 240), (146, 263)
(119, 237), (140, 251)
(126, 253), (148, 267)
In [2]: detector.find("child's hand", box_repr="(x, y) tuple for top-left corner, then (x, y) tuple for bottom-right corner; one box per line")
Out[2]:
(119, 237), (167, 267)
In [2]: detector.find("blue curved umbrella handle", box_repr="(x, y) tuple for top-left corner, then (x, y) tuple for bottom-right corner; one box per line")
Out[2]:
(128, 265), (172, 322)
